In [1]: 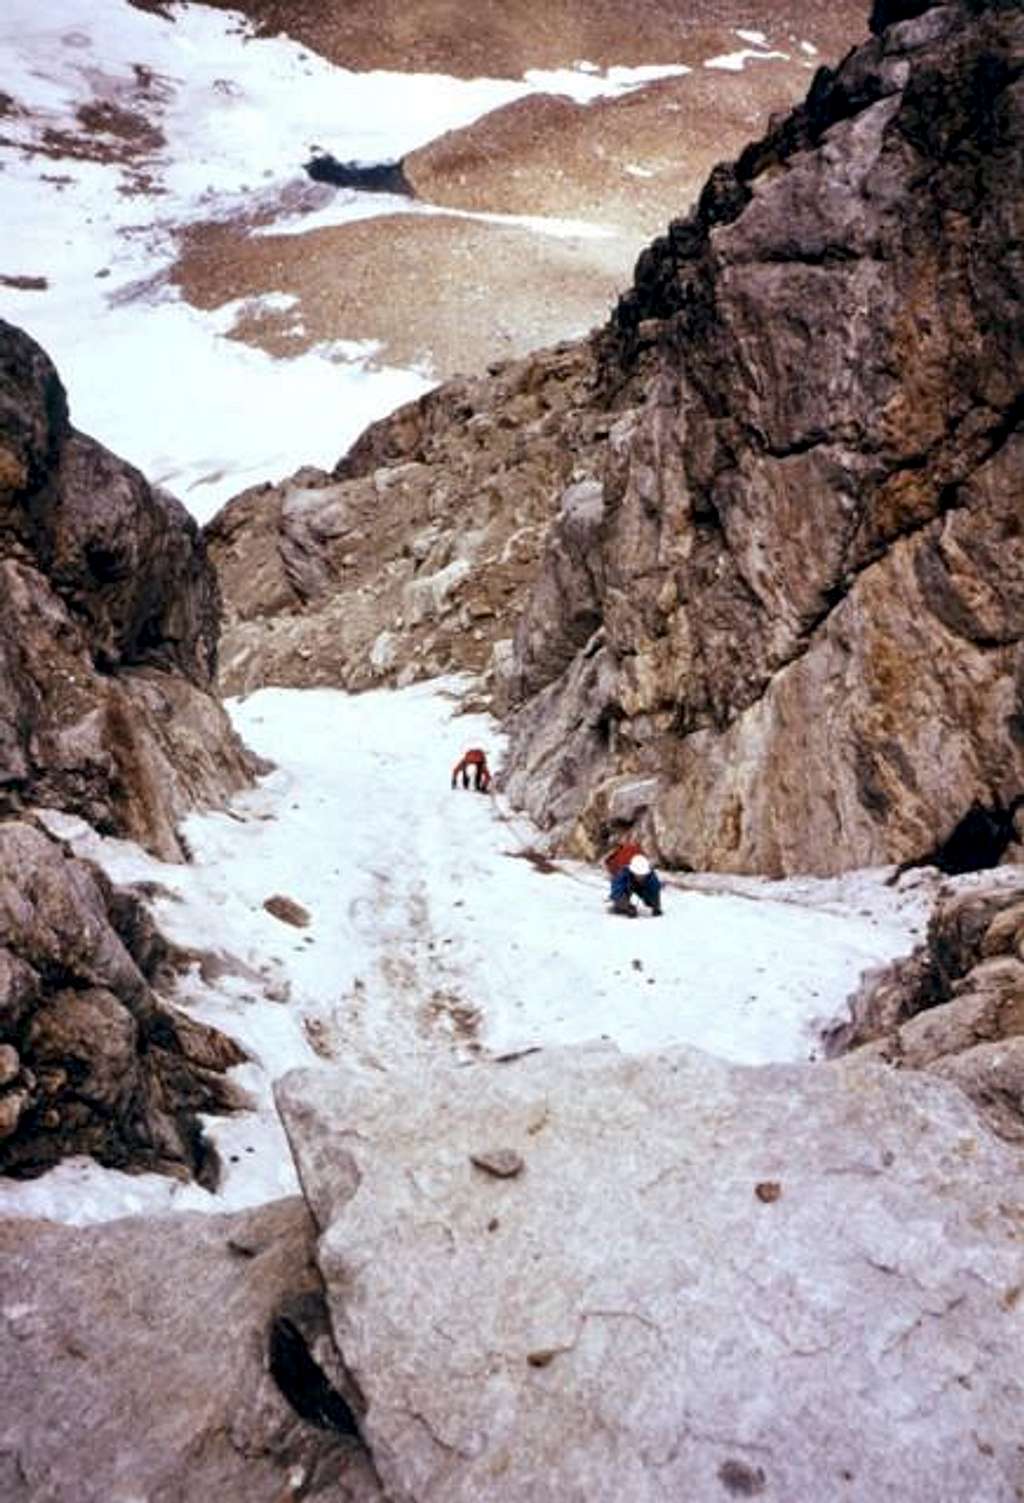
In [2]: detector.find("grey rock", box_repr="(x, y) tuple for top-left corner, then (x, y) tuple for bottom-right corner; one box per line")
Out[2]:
(277, 1042), (1024, 1502)
(0, 1197), (383, 1502)
(0, 320), (257, 860)
(0, 1043), (19, 1088)
(207, 344), (630, 700)
(830, 868), (1024, 1137)
(605, 775), (662, 825)
(469, 1147), (524, 1178)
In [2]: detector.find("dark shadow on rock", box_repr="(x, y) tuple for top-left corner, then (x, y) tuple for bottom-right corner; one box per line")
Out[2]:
(888, 794), (1024, 883)
(304, 153), (412, 195)
(269, 1314), (364, 1440)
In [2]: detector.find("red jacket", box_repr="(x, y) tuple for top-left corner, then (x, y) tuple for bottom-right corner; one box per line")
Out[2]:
(452, 748), (490, 785)
(605, 840), (642, 874)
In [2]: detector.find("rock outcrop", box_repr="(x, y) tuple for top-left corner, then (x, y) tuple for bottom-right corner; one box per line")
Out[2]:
(0, 1196), (383, 1502)
(502, 0), (1024, 873)
(0, 818), (249, 1181)
(277, 1041), (1024, 1503)
(827, 866), (1024, 1140)
(207, 341), (635, 699)
(0, 318), (257, 861)
(210, 0), (1022, 880)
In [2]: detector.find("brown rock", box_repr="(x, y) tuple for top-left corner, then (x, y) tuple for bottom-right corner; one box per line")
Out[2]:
(0, 318), (258, 860)
(209, 2), (1022, 886)
(207, 342), (628, 700)
(470, 1147), (525, 1179)
(501, 0), (1024, 875)
(264, 893), (312, 928)
(830, 870), (1024, 1140)
(0, 820), (248, 1181)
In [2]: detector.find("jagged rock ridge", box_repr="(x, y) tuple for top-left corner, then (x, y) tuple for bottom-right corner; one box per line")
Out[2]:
(827, 866), (1024, 1141)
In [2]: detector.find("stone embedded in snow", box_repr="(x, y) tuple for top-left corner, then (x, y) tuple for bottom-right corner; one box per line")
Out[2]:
(263, 893), (312, 928)
(277, 1044), (1024, 1502)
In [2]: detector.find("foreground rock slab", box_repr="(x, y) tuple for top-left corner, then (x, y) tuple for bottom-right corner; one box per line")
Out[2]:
(278, 1043), (1024, 1502)
(0, 1197), (383, 1503)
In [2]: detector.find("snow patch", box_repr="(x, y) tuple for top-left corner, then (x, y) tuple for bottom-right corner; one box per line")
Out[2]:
(704, 48), (791, 72)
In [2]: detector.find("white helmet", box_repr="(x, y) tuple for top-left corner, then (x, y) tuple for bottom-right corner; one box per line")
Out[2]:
(628, 854), (651, 878)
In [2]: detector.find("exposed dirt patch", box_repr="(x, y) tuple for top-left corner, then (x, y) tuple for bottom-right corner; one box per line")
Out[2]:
(420, 988), (484, 1050)
(507, 848), (562, 875)
(162, 3), (865, 382)
(171, 212), (631, 378)
(151, 0), (866, 80)
(404, 63), (826, 238)
(75, 100), (166, 153)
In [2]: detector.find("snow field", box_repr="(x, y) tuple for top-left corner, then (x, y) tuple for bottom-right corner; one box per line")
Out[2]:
(0, 682), (927, 1227)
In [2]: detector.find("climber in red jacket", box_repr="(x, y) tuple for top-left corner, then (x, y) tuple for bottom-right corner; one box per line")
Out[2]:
(605, 837), (662, 917)
(451, 747), (492, 793)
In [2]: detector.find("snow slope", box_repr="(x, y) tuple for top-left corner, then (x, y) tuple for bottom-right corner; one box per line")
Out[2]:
(0, 682), (931, 1227)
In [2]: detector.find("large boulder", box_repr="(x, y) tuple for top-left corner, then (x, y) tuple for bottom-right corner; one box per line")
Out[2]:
(0, 318), (257, 861)
(0, 1196), (383, 1502)
(497, 0), (1024, 873)
(277, 1042), (1024, 1502)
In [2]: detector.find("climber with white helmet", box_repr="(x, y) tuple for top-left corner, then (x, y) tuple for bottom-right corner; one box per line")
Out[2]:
(604, 837), (663, 918)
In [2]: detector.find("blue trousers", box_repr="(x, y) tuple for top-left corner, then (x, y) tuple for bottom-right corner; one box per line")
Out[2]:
(610, 867), (662, 909)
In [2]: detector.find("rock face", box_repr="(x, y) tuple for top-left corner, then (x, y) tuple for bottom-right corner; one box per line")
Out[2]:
(500, 0), (1024, 873)
(0, 1196), (383, 1502)
(827, 866), (1024, 1139)
(0, 319), (264, 1181)
(0, 818), (250, 1180)
(207, 341), (635, 699)
(277, 1042), (1024, 1503)
(0, 318), (257, 861)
